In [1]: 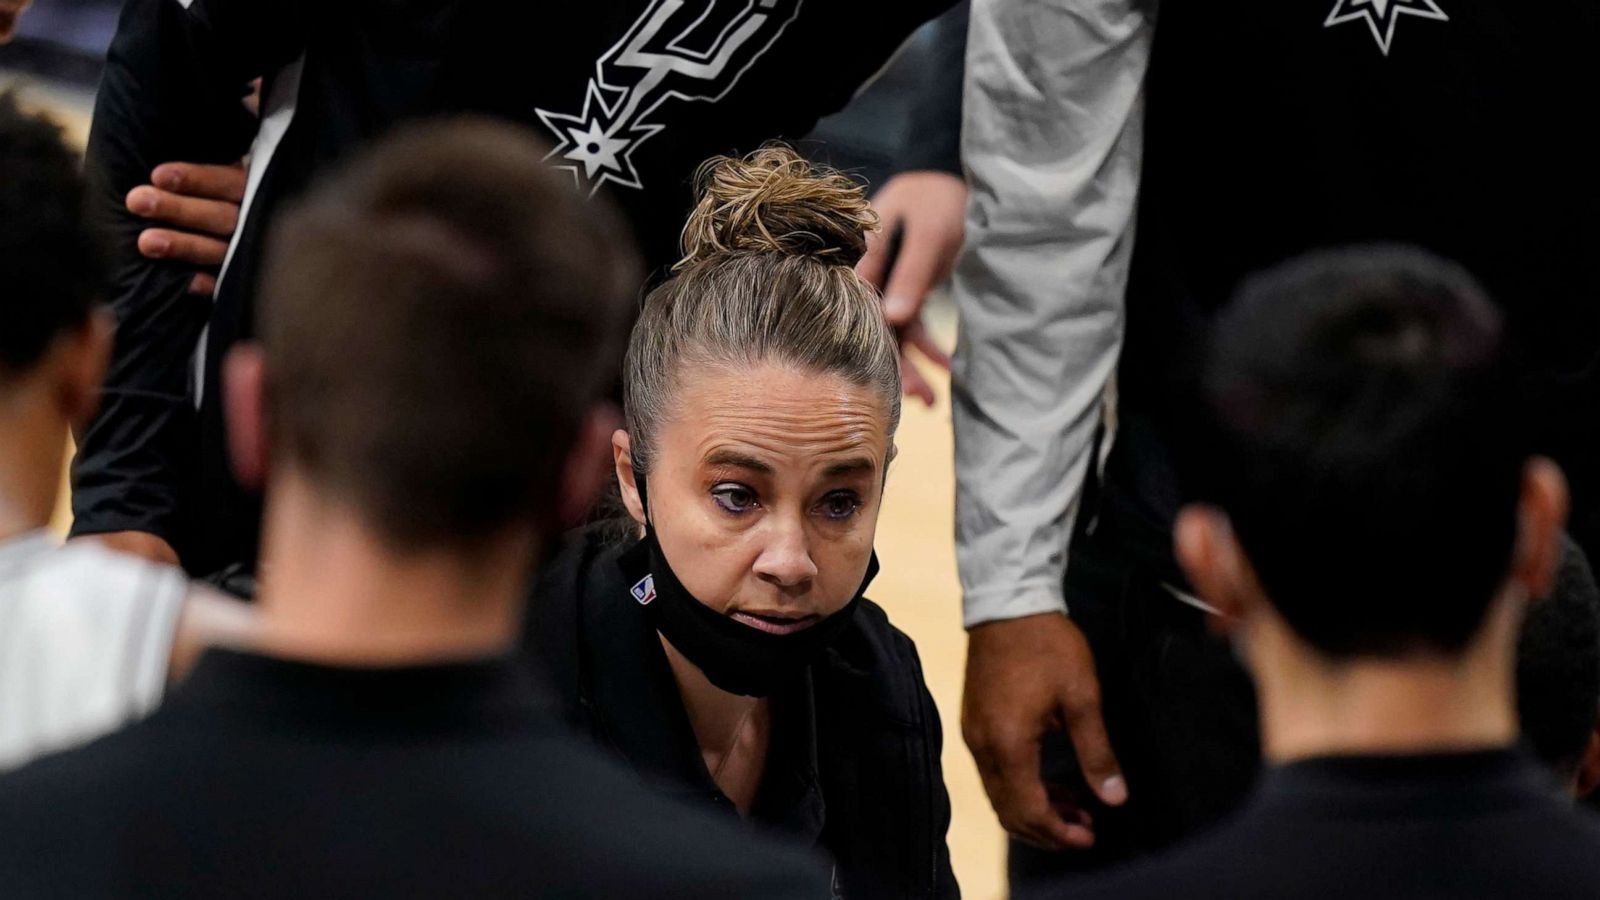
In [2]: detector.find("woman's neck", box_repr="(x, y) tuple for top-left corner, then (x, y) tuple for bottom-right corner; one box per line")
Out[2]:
(660, 636), (771, 814)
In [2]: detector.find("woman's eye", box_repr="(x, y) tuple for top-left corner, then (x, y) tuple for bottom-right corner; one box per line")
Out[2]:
(816, 492), (863, 521)
(710, 484), (759, 514)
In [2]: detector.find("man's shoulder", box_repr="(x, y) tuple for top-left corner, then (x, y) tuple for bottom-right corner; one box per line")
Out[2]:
(538, 738), (830, 896)
(0, 541), (189, 771)
(2, 539), (187, 611)
(1071, 798), (1600, 900)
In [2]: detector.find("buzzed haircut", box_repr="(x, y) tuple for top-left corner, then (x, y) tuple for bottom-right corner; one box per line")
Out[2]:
(1518, 537), (1600, 781)
(258, 118), (640, 549)
(1195, 245), (1527, 659)
(0, 93), (103, 379)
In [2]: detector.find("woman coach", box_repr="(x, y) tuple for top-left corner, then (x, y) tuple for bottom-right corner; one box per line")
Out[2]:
(528, 146), (957, 900)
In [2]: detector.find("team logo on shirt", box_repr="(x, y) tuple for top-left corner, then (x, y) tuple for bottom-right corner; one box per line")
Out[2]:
(630, 574), (658, 606)
(537, 0), (806, 195)
(1325, 0), (1448, 56)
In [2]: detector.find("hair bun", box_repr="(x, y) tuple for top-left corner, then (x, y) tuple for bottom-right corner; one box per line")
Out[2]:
(676, 144), (878, 271)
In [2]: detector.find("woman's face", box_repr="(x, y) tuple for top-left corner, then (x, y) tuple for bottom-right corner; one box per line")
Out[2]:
(618, 362), (892, 634)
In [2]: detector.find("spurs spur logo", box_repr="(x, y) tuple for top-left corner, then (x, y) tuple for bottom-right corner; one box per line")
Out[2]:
(1325, 0), (1448, 56)
(537, 0), (805, 195)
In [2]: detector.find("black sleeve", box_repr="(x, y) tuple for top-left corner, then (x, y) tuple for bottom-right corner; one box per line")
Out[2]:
(907, 636), (961, 900)
(894, 0), (968, 177)
(70, 0), (303, 550)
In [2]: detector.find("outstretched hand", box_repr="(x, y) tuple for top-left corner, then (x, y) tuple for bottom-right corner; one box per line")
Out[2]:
(127, 161), (248, 297)
(963, 612), (1126, 850)
(857, 170), (966, 406)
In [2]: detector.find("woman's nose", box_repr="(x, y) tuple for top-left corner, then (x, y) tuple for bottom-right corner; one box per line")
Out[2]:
(753, 519), (819, 588)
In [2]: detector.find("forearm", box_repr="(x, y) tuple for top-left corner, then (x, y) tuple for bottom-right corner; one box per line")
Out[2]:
(71, 0), (291, 544)
(952, 0), (1153, 628)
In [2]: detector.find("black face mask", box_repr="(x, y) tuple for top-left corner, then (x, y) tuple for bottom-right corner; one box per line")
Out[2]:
(618, 477), (879, 697)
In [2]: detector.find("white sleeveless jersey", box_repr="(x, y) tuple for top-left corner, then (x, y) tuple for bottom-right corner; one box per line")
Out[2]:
(0, 532), (186, 771)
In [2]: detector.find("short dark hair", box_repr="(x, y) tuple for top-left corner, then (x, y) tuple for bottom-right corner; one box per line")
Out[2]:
(259, 118), (640, 549)
(0, 92), (102, 379)
(1196, 246), (1527, 659)
(1518, 537), (1600, 781)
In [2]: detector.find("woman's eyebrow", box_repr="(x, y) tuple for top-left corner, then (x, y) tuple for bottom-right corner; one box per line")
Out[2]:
(703, 449), (774, 474)
(823, 457), (878, 478)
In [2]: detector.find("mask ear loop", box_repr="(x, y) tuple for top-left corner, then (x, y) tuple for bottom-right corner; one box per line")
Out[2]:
(634, 470), (655, 533)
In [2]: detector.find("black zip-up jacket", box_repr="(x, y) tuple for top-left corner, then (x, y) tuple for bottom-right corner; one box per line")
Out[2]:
(527, 525), (959, 900)
(71, 0), (958, 576)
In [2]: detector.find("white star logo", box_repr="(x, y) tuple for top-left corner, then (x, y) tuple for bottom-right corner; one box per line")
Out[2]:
(1326, 0), (1449, 56)
(561, 118), (634, 182)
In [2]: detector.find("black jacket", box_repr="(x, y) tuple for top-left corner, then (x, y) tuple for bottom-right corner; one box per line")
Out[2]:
(71, 0), (959, 577)
(1105, 0), (1600, 576)
(527, 525), (959, 900)
(0, 649), (831, 899)
(1071, 749), (1600, 900)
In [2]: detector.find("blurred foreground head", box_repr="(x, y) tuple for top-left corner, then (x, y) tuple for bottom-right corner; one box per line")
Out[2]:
(0, 93), (109, 471)
(234, 118), (639, 552)
(1518, 537), (1600, 794)
(1180, 245), (1566, 662)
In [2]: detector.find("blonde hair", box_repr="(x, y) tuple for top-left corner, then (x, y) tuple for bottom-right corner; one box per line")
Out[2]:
(623, 144), (901, 475)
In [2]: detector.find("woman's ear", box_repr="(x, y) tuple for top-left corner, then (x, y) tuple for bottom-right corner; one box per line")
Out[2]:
(613, 430), (646, 526)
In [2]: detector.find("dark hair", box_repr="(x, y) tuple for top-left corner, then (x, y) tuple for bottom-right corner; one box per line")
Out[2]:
(259, 118), (640, 549)
(1195, 245), (1527, 659)
(0, 92), (102, 379)
(1517, 537), (1600, 780)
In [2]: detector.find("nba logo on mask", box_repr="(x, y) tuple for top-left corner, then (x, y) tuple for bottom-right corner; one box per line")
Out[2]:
(630, 574), (658, 606)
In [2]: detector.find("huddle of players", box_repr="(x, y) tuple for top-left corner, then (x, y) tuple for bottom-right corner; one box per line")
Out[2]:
(5, 1), (1600, 898)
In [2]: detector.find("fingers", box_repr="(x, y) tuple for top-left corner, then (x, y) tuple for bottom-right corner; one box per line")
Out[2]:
(189, 273), (219, 297)
(900, 351), (938, 407)
(151, 161), (249, 203)
(855, 224), (894, 291)
(1063, 682), (1128, 808)
(138, 228), (231, 269)
(971, 723), (1096, 850)
(903, 320), (952, 371)
(127, 185), (241, 240)
(881, 226), (956, 327)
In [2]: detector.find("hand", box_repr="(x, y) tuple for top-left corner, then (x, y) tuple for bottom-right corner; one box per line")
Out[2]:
(127, 161), (248, 296)
(963, 612), (1126, 850)
(0, 0), (33, 43)
(856, 170), (966, 406)
(78, 531), (181, 568)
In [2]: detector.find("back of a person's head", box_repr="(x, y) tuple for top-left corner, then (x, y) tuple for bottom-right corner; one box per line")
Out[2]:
(1196, 245), (1526, 659)
(1518, 537), (1600, 782)
(0, 92), (101, 385)
(259, 118), (640, 549)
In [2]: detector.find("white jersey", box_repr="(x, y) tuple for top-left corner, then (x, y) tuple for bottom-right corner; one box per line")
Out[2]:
(0, 531), (187, 771)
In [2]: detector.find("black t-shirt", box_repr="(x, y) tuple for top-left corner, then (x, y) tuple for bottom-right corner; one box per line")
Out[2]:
(72, 0), (957, 575)
(0, 649), (830, 899)
(1072, 749), (1600, 900)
